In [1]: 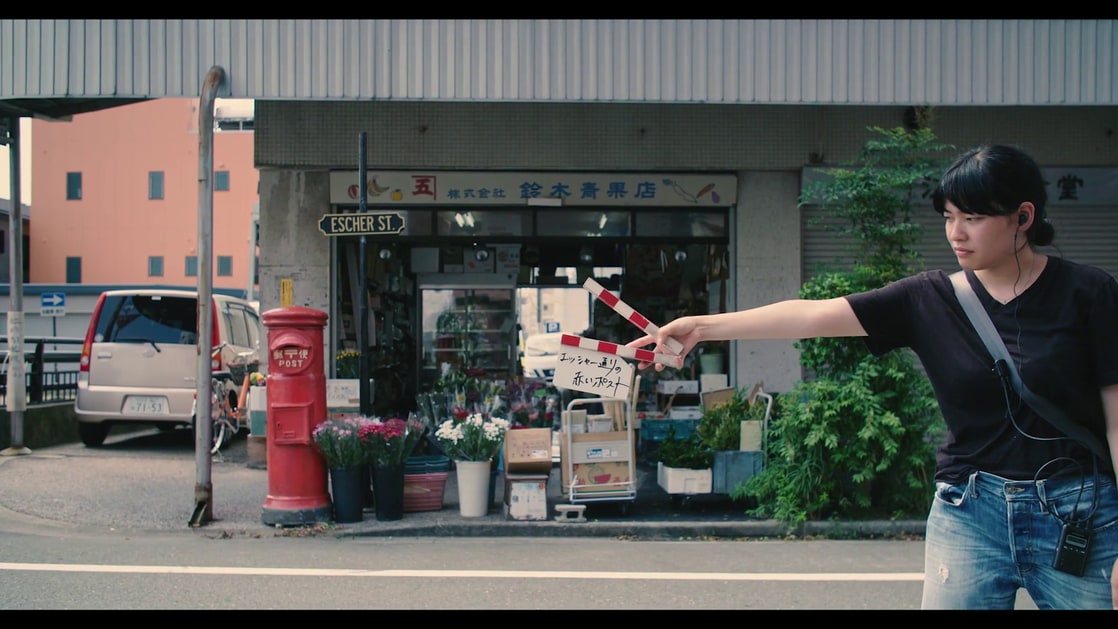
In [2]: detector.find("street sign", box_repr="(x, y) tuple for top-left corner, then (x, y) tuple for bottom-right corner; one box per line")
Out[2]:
(545, 321), (560, 333)
(40, 292), (65, 317)
(318, 212), (405, 236)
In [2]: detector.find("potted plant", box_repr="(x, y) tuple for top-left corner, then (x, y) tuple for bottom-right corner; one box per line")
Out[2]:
(312, 415), (372, 470)
(654, 426), (713, 496)
(696, 384), (770, 496)
(335, 349), (360, 379)
(359, 416), (427, 468)
(312, 415), (375, 523)
(434, 413), (510, 517)
(358, 415), (427, 521)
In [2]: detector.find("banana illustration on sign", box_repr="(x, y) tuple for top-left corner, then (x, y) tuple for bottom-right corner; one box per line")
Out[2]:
(368, 177), (390, 196)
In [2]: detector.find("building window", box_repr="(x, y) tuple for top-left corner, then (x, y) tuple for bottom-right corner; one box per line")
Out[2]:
(185, 256), (198, 277)
(65, 257), (81, 283)
(0, 229), (5, 255)
(215, 171), (230, 191)
(217, 256), (233, 277)
(149, 171), (165, 200)
(148, 256), (164, 277)
(216, 119), (253, 132)
(66, 172), (82, 200)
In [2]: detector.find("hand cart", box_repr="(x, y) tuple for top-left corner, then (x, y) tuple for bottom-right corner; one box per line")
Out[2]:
(561, 396), (638, 514)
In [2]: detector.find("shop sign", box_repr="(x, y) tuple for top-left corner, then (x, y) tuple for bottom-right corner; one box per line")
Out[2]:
(328, 171), (737, 207)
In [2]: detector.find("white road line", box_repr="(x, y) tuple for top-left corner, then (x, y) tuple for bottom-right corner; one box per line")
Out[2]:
(0, 562), (923, 581)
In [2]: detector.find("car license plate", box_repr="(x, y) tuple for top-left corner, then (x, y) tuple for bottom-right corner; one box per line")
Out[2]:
(124, 396), (169, 415)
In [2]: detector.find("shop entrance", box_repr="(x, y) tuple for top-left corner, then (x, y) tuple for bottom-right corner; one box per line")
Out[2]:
(331, 240), (728, 418)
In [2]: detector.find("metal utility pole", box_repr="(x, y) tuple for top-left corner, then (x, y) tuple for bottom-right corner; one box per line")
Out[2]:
(1, 115), (29, 457)
(190, 66), (225, 527)
(357, 132), (371, 415)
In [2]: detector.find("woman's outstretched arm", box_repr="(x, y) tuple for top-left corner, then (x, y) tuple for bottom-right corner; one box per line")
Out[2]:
(626, 297), (867, 370)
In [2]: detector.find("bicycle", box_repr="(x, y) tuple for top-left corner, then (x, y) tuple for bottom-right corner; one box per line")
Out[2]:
(192, 343), (256, 455)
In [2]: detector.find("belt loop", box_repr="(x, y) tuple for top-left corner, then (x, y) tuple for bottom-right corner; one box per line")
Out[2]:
(969, 471), (980, 499)
(1035, 479), (1049, 514)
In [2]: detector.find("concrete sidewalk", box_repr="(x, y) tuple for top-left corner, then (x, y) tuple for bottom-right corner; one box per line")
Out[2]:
(0, 427), (926, 540)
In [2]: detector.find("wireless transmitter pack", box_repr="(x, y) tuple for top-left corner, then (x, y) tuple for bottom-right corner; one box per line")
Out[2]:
(1053, 523), (1092, 577)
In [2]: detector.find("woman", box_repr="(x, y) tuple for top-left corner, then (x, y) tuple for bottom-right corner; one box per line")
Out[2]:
(628, 144), (1118, 610)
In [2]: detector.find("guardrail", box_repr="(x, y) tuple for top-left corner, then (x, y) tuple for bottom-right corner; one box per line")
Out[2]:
(0, 336), (83, 406)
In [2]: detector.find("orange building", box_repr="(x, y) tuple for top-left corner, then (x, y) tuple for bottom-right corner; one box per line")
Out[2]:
(29, 98), (258, 296)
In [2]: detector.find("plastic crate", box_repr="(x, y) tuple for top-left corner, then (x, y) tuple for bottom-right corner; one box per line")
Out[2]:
(405, 455), (450, 474)
(639, 418), (701, 443)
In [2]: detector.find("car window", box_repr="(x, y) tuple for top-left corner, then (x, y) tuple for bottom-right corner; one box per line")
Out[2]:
(95, 294), (197, 344)
(525, 334), (561, 356)
(243, 307), (262, 350)
(225, 302), (252, 348)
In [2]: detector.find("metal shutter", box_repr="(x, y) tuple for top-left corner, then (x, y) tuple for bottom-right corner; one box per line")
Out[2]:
(803, 205), (1118, 281)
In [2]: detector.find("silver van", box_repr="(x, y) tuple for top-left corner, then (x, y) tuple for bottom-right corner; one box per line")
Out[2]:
(74, 289), (264, 447)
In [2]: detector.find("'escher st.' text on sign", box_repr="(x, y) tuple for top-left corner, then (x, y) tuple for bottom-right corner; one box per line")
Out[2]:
(318, 212), (405, 236)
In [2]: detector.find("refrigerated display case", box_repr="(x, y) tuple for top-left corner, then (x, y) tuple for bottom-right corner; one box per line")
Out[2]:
(420, 284), (518, 392)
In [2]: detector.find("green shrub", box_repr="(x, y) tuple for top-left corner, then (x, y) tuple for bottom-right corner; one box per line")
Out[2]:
(655, 426), (713, 470)
(696, 386), (768, 452)
(733, 125), (951, 525)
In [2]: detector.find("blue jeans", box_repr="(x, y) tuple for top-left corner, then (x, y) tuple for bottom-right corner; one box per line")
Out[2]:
(922, 470), (1118, 609)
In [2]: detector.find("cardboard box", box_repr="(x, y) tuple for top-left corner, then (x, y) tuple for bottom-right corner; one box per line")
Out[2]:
(564, 461), (632, 495)
(503, 428), (553, 474)
(559, 431), (635, 495)
(657, 461), (712, 495)
(669, 406), (703, 420)
(586, 415), (613, 433)
(740, 420), (764, 451)
(656, 380), (699, 395)
(699, 374), (728, 392)
(562, 409), (587, 432)
(503, 473), (549, 520)
(701, 387), (735, 410)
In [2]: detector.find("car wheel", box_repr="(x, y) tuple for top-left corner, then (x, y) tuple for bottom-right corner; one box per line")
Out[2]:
(78, 422), (110, 447)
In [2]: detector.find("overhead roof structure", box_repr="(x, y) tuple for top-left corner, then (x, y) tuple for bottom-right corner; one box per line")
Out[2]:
(2, 19), (1116, 121)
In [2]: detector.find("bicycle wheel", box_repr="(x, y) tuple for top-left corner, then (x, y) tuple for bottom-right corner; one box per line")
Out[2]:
(192, 378), (231, 455)
(209, 377), (235, 454)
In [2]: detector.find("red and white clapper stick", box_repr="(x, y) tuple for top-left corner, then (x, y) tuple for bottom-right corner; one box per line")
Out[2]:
(581, 277), (685, 355)
(559, 334), (679, 367)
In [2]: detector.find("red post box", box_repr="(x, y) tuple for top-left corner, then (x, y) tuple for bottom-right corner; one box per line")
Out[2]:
(260, 306), (333, 526)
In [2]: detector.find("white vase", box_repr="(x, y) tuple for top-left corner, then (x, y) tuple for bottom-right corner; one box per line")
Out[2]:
(455, 460), (492, 518)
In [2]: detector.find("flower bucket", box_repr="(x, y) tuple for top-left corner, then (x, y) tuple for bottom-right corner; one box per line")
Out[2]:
(455, 460), (492, 517)
(403, 471), (450, 512)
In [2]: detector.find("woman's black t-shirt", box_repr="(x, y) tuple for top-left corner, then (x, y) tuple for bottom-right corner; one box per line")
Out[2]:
(845, 257), (1118, 483)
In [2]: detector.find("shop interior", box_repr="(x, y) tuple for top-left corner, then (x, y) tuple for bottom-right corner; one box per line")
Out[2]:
(332, 235), (730, 419)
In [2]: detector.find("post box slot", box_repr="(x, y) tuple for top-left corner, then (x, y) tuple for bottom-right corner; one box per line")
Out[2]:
(271, 404), (314, 445)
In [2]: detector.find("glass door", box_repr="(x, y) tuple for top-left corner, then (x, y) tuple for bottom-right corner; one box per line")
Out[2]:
(419, 285), (517, 396)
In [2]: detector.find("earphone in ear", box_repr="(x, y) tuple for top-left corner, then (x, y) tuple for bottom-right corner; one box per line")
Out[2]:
(1019, 213), (1029, 225)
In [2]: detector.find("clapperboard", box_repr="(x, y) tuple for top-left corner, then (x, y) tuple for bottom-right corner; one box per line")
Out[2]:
(552, 278), (684, 398)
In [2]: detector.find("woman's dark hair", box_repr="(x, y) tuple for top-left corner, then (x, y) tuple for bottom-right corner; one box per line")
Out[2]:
(932, 144), (1055, 246)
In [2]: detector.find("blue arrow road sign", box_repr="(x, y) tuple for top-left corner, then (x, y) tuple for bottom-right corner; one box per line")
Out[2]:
(40, 292), (65, 317)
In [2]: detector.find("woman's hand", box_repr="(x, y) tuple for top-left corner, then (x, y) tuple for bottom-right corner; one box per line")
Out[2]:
(626, 316), (699, 371)
(1111, 556), (1118, 609)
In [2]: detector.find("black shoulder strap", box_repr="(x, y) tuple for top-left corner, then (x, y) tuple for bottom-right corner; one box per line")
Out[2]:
(950, 271), (1113, 470)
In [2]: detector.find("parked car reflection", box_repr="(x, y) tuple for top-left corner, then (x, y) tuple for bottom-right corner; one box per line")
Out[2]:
(520, 332), (562, 381)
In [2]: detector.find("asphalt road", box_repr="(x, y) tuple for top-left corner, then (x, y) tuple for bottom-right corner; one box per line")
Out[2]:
(0, 427), (1040, 610)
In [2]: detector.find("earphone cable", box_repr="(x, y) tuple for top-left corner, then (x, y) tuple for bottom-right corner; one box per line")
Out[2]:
(1034, 456), (1098, 527)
